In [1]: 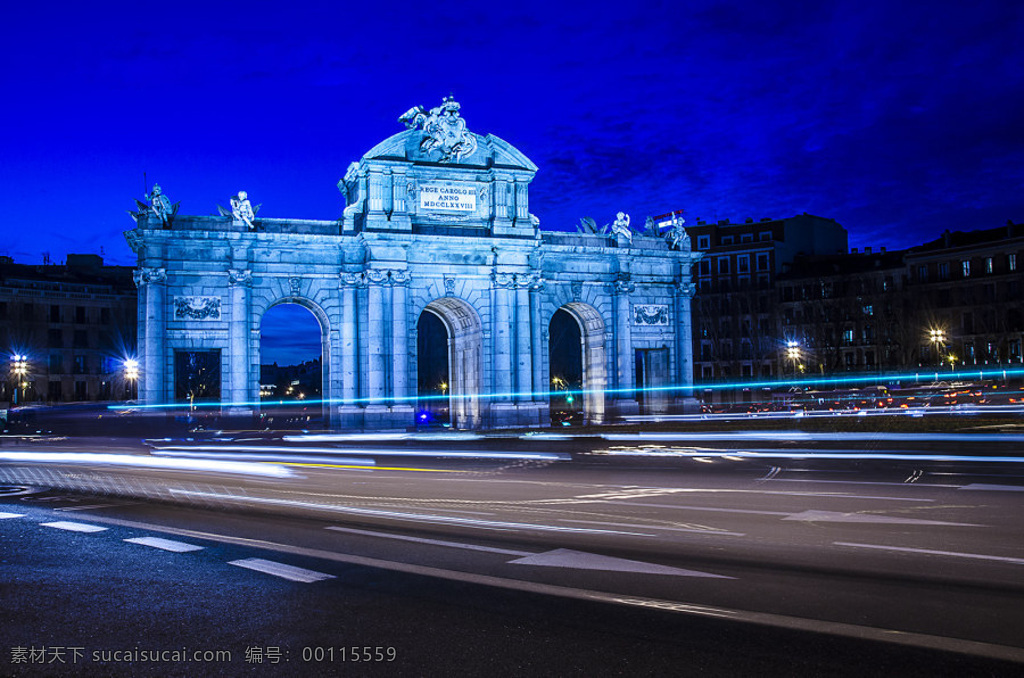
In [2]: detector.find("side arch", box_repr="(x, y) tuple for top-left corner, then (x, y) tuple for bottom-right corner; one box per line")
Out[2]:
(551, 301), (607, 425)
(254, 295), (334, 424)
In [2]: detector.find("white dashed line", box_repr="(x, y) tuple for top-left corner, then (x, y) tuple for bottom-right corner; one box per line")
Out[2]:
(228, 558), (336, 583)
(124, 537), (205, 553)
(0, 512), (25, 519)
(326, 525), (533, 556)
(835, 542), (1024, 565)
(40, 521), (108, 533)
(959, 483), (1024, 492)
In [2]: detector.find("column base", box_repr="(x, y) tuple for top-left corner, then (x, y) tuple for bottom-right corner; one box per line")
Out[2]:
(363, 404), (415, 430)
(487, 401), (549, 429)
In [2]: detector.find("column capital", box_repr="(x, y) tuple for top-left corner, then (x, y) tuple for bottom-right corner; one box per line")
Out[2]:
(228, 268), (253, 287)
(676, 279), (696, 299)
(133, 267), (166, 287)
(339, 271), (366, 287)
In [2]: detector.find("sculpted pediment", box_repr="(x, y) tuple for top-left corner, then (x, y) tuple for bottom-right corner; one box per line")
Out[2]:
(362, 132), (536, 173)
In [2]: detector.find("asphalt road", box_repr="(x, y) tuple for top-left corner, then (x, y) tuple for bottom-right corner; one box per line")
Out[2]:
(2, 430), (1024, 675)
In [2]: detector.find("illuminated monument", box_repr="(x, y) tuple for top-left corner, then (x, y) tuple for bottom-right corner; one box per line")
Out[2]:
(125, 98), (702, 428)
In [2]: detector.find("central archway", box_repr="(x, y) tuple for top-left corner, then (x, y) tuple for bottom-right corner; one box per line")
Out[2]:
(418, 298), (483, 429)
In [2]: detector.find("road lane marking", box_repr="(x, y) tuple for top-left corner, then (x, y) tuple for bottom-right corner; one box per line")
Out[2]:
(326, 526), (532, 556)
(124, 536), (204, 553)
(614, 501), (790, 516)
(509, 548), (733, 578)
(0, 511), (25, 519)
(56, 504), (126, 512)
(783, 510), (981, 526)
(578, 488), (935, 502)
(168, 489), (656, 536)
(59, 512), (1024, 664)
(40, 521), (108, 533)
(228, 558), (335, 583)
(558, 519), (745, 536)
(835, 542), (1024, 565)
(959, 483), (1024, 492)
(768, 478), (960, 488)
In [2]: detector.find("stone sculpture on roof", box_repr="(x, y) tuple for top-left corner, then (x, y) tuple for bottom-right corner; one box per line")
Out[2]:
(399, 96), (478, 163)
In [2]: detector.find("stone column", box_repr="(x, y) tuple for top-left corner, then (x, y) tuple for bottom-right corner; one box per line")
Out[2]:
(515, 280), (533, 403)
(676, 278), (697, 400)
(339, 273), (363, 411)
(366, 270), (388, 407)
(134, 267), (166, 404)
(491, 270), (516, 426)
(227, 268), (253, 408)
(390, 270), (412, 410)
(529, 274), (545, 403)
(613, 274), (637, 417)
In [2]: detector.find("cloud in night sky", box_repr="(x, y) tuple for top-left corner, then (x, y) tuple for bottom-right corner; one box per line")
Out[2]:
(1, 0), (1021, 268)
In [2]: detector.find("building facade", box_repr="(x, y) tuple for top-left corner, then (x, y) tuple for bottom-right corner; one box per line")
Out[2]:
(1, 255), (137, 404)
(650, 212), (848, 404)
(126, 99), (702, 429)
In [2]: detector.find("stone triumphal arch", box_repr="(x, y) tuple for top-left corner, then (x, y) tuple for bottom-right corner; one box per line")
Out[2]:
(126, 97), (702, 429)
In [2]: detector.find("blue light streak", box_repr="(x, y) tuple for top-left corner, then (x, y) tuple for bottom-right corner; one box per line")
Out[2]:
(106, 367), (1024, 412)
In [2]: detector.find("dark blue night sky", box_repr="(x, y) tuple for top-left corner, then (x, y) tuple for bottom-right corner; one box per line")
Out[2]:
(3, 1), (1022, 268)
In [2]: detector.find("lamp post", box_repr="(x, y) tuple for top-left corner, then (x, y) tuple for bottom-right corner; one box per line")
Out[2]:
(10, 354), (28, 405)
(123, 358), (139, 400)
(785, 341), (802, 376)
(928, 328), (947, 366)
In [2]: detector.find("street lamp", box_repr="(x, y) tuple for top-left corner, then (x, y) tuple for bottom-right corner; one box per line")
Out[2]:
(10, 354), (28, 405)
(785, 341), (802, 375)
(123, 358), (139, 400)
(927, 327), (947, 366)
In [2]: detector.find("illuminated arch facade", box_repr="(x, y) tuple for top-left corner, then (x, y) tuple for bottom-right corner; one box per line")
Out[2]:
(126, 106), (701, 428)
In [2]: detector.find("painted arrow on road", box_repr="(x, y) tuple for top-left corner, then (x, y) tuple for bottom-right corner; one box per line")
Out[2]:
(508, 548), (733, 578)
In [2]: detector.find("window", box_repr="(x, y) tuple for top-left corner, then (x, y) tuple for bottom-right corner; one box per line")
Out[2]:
(48, 329), (63, 348)
(965, 342), (975, 361)
(938, 262), (950, 280)
(842, 328), (854, 344)
(48, 380), (62, 402)
(49, 354), (63, 373)
(1010, 253), (1017, 272)
(75, 381), (87, 400)
(756, 253), (769, 271)
(863, 305), (873, 316)
(740, 234), (753, 243)
(699, 260), (711, 276)
(721, 236), (735, 245)
(917, 265), (928, 282)
(50, 305), (61, 322)
(0, 302), (6, 319)
(21, 303), (34, 320)
(75, 306), (86, 323)
(697, 235), (710, 250)
(985, 257), (993, 274)
(73, 355), (87, 374)
(718, 257), (730, 275)
(101, 308), (111, 324)
(737, 255), (749, 274)
(759, 232), (772, 241)
(73, 330), (88, 348)
(962, 260), (971, 277)
(962, 312), (974, 333)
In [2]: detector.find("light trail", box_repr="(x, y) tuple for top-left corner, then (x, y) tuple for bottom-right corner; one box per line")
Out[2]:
(149, 445), (569, 462)
(0, 451), (293, 478)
